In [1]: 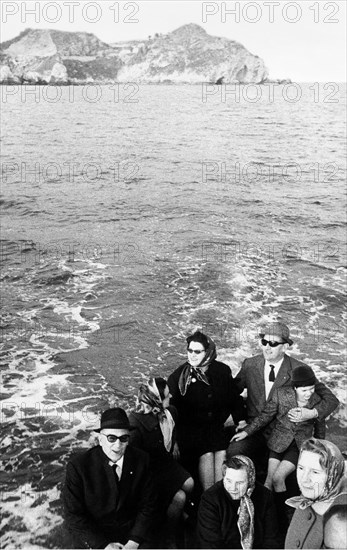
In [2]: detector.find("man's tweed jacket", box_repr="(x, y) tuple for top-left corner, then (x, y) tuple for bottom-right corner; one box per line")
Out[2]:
(234, 353), (339, 438)
(244, 386), (332, 452)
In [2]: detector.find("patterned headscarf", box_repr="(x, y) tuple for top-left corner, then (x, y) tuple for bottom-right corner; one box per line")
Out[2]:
(224, 455), (256, 550)
(286, 438), (345, 511)
(135, 377), (174, 451)
(178, 334), (217, 396)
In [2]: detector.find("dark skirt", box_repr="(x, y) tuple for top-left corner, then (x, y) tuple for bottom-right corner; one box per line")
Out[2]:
(153, 457), (191, 509)
(177, 422), (229, 462)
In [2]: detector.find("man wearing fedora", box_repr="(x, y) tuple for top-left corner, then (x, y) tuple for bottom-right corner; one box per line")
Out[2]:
(63, 408), (157, 549)
(228, 322), (339, 464)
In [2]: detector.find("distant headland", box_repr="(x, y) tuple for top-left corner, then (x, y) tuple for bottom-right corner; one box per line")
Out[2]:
(0, 24), (290, 85)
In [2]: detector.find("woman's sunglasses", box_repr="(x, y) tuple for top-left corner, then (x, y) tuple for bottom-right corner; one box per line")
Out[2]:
(261, 338), (285, 348)
(187, 348), (205, 355)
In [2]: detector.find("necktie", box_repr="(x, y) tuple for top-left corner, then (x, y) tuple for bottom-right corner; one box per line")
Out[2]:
(269, 365), (275, 382)
(111, 463), (119, 485)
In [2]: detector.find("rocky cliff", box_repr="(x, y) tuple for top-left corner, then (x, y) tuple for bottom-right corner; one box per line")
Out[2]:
(0, 24), (268, 84)
(0, 28), (120, 83)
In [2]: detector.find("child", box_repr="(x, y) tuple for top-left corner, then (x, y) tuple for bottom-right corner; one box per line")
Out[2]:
(231, 365), (337, 534)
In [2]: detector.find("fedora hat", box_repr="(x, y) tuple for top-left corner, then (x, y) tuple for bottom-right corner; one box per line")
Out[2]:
(94, 407), (134, 432)
(259, 322), (293, 346)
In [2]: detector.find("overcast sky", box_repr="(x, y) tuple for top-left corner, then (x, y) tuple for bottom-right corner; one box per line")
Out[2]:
(1, 0), (346, 81)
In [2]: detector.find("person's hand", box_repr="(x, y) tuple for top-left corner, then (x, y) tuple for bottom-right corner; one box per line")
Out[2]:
(123, 540), (139, 549)
(105, 543), (124, 549)
(231, 431), (248, 442)
(288, 407), (317, 422)
(235, 420), (248, 433)
(288, 407), (302, 422)
(172, 442), (180, 460)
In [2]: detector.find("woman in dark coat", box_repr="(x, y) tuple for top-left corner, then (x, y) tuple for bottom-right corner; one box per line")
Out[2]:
(197, 454), (281, 549)
(129, 377), (194, 545)
(168, 331), (247, 491)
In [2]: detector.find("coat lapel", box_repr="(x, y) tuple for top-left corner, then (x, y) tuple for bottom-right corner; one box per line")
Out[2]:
(280, 387), (320, 411)
(255, 357), (266, 402)
(276, 388), (321, 413)
(283, 386), (297, 408)
(104, 455), (120, 506)
(95, 446), (120, 513)
(268, 354), (291, 400)
(117, 447), (134, 511)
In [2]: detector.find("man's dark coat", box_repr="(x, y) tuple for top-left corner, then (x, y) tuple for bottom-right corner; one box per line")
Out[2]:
(63, 444), (156, 549)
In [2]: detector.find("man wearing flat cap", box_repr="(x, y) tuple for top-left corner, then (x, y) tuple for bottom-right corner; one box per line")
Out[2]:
(228, 322), (339, 464)
(63, 408), (156, 549)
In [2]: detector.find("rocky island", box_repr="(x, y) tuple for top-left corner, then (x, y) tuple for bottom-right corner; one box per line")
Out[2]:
(0, 23), (273, 85)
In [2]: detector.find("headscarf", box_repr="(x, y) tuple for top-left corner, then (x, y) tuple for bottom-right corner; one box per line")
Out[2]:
(224, 455), (256, 550)
(286, 438), (346, 512)
(178, 334), (217, 396)
(135, 377), (174, 452)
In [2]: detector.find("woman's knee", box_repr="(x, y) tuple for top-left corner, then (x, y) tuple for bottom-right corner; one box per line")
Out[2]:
(199, 453), (215, 476)
(199, 452), (214, 465)
(215, 450), (226, 460)
(172, 489), (186, 508)
(182, 476), (194, 494)
(272, 470), (286, 489)
(199, 453), (215, 488)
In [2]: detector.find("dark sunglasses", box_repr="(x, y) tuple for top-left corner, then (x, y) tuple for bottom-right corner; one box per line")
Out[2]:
(187, 348), (205, 355)
(101, 433), (130, 443)
(261, 338), (285, 348)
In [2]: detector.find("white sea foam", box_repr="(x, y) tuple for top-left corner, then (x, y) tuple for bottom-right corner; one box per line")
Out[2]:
(1, 486), (64, 549)
(1, 83), (345, 548)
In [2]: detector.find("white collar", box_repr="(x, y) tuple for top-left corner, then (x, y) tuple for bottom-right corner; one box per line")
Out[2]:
(265, 357), (284, 369)
(108, 455), (124, 472)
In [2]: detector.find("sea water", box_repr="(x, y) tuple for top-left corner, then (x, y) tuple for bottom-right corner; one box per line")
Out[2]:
(1, 83), (346, 547)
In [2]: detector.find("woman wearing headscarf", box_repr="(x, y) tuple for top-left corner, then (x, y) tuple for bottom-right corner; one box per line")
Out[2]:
(230, 365), (339, 537)
(168, 331), (247, 491)
(128, 377), (194, 546)
(285, 438), (347, 549)
(197, 454), (281, 549)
